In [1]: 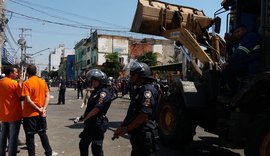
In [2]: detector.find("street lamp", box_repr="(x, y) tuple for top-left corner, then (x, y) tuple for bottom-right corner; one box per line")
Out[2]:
(25, 48), (50, 64)
(27, 47), (50, 58)
(28, 54), (43, 65)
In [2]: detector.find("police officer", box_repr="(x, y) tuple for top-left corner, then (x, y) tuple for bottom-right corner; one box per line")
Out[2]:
(57, 76), (66, 104)
(79, 69), (113, 156)
(113, 62), (159, 156)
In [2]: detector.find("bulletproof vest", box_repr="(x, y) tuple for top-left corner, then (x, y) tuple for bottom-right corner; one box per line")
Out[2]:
(84, 87), (112, 120)
(124, 83), (159, 127)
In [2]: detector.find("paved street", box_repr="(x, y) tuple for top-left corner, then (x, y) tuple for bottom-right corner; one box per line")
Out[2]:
(17, 87), (244, 156)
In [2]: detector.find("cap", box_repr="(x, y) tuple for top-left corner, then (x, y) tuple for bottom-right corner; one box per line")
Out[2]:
(231, 24), (247, 33)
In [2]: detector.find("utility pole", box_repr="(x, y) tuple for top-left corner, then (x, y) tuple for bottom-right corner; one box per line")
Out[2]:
(0, 0), (6, 74)
(18, 28), (31, 78)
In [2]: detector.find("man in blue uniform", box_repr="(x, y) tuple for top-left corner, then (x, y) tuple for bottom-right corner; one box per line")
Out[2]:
(79, 69), (113, 156)
(113, 62), (159, 156)
(221, 24), (261, 92)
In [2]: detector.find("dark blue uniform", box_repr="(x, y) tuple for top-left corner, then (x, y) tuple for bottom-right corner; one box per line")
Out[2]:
(123, 83), (159, 156)
(227, 32), (261, 75)
(58, 79), (66, 104)
(79, 87), (113, 156)
(223, 32), (261, 92)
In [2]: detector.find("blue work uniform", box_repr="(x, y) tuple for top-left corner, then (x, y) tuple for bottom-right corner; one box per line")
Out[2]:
(223, 32), (261, 92)
(79, 86), (113, 156)
(227, 32), (261, 75)
(123, 83), (159, 156)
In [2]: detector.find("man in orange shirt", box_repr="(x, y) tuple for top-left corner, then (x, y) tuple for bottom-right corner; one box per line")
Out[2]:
(21, 65), (53, 156)
(0, 66), (23, 156)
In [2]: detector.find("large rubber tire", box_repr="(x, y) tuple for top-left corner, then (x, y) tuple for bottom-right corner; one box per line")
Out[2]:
(244, 116), (270, 156)
(157, 94), (197, 149)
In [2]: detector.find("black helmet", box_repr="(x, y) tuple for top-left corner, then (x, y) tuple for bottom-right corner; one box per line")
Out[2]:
(130, 62), (154, 80)
(86, 69), (108, 85)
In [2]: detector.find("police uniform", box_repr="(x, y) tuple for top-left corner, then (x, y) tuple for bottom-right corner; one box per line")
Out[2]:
(123, 83), (159, 156)
(79, 86), (113, 156)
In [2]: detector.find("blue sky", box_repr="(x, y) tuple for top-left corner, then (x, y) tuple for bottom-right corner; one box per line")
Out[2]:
(5, 0), (227, 69)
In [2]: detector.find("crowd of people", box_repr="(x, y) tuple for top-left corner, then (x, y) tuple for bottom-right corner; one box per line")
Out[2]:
(0, 24), (262, 155)
(0, 62), (161, 156)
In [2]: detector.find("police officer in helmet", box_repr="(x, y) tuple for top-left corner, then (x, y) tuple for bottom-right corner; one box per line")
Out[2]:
(79, 69), (113, 156)
(113, 62), (159, 156)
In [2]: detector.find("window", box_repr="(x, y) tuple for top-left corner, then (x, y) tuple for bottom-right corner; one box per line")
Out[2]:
(87, 47), (91, 53)
(119, 57), (124, 64)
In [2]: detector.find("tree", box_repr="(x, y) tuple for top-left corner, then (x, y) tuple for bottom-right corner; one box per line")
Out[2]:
(137, 52), (157, 66)
(102, 52), (123, 78)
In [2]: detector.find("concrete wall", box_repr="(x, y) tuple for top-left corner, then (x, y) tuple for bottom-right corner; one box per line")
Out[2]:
(97, 35), (129, 66)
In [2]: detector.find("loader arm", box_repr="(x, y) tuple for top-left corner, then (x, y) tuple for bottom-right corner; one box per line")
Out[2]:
(131, 0), (225, 72)
(163, 28), (213, 64)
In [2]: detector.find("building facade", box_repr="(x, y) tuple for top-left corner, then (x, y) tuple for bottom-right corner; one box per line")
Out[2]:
(49, 44), (74, 72)
(73, 32), (175, 78)
(1, 48), (14, 65)
(74, 39), (86, 77)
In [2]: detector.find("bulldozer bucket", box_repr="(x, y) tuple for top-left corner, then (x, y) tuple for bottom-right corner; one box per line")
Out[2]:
(131, 0), (213, 37)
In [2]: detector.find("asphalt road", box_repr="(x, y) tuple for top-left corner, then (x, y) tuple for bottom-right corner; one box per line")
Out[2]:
(17, 87), (245, 156)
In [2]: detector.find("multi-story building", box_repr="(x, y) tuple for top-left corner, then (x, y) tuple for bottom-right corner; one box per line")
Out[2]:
(74, 38), (87, 77)
(73, 31), (175, 78)
(75, 31), (130, 77)
(57, 54), (75, 87)
(129, 38), (175, 65)
(49, 44), (74, 72)
(90, 31), (129, 66)
(1, 48), (14, 66)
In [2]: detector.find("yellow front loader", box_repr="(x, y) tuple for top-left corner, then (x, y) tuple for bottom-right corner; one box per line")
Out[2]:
(131, 1), (270, 156)
(131, 0), (225, 77)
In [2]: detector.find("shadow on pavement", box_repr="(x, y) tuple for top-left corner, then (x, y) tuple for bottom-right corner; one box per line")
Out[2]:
(48, 103), (61, 105)
(66, 123), (84, 129)
(65, 118), (84, 129)
(157, 136), (242, 156)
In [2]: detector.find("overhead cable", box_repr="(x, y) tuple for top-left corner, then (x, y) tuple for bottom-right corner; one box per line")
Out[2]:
(10, 0), (129, 29)
(5, 9), (131, 33)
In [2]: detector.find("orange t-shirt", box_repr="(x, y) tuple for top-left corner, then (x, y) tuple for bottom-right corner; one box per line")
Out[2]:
(22, 76), (49, 117)
(0, 77), (22, 122)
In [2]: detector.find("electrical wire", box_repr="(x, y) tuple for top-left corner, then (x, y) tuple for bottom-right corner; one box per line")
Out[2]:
(5, 24), (20, 47)
(5, 9), (132, 33)
(5, 2), (159, 46)
(9, 0), (129, 30)
(9, 0), (88, 26)
(7, 14), (128, 31)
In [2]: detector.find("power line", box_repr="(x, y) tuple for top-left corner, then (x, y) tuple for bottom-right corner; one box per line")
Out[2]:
(5, 11), (162, 45)
(10, 0), (129, 29)
(7, 14), (128, 31)
(5, 9), (90, 30)
(5, 4), (160, 43)
(5, 9), (131, 33)
(9, 0), (95, 28)
(5, 24), (19, 47)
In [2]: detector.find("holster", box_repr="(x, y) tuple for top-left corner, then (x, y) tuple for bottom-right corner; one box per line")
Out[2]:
(143, 120), (160, 152)
(96, 115), (109, 132)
